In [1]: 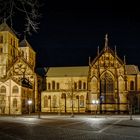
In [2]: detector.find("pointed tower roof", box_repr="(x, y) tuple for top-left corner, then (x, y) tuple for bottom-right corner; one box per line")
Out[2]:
(0, 21), (16, 37)
(19, 38), (35, 51)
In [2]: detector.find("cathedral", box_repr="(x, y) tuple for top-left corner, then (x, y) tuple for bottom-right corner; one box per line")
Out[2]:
(0, 21), (39, 115)
(41, 35), (140, 114)
(0, 20), (140, 115)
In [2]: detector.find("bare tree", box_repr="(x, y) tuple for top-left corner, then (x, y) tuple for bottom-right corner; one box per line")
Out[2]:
(65, 78), (78, 117)
(0, 0), (42, 36)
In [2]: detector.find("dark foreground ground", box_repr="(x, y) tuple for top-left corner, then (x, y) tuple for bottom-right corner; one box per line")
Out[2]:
(0, 114), (140, 140)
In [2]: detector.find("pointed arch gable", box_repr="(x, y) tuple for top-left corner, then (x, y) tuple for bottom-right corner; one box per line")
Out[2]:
(100, 70), (115, 80)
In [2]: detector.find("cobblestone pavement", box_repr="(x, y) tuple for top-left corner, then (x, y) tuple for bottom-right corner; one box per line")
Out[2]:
(0, 115), (140, 140)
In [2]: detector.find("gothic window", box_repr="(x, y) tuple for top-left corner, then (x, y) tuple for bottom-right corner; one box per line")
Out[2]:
(52, 95), (57, 107)
(78, 81), (82, 89)
(0, 86), (6, 93)
(80, 95), (84, 107)
(12, 85), (19, 93)
(130, 81), (134, 90)
(74, 82), (77, 90)
(100, 72), (114, 103)
(52, 81), (55, 90)
(48, 83), (51, 90)
(0, 36), (3, 43)
(83, 82), (86, 89)
(56, 83), (60, 90)
(44, 96), (48, 108)
(13, 98), (17, 108)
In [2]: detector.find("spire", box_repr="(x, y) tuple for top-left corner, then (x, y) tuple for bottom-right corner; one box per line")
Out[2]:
(97, 46), (99, 56)
(114, 45), (117, 55)
(124, 55), (126, 65)
(104, 34), (108, 50)
(89, 56), (91, 66)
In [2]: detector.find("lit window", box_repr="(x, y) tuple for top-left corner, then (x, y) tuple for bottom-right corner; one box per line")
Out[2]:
(52, 81), (55, 90)
(12, 86), (19, 93)
(0, 86), (6, 93)
(80, 95), (84, 107)
(44, 96), (48, 108)
(0, 36), (3, 43)
(56, 83), (59, 89)
(52, 95), (57, 107)
(130, 81), (134, 90)
(83, 82), (86, 89)
(78, 81), (82, 89)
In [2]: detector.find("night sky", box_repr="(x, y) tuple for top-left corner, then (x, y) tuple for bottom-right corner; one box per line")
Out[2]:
(27, 1), (140, 68)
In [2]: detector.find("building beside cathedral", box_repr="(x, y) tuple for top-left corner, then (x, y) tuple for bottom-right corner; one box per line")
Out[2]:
(41, 35), (140, 114)
(0, 21), (39, 115)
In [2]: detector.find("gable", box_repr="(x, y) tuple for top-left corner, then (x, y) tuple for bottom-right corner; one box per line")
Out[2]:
(93, 51), (123, 69)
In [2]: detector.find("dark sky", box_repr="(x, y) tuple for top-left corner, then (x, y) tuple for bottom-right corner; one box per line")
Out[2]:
(28, 1), (140, 68)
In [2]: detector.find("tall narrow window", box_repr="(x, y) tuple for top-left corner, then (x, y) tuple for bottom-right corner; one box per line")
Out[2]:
(0, 86), (6, 93)
(12, 85), (19, 93)
(13, 98), (17, 108)
(83, 82), (86, 89)
(130, 81), (134, 90)
(52, 95), (57, 107)
(100, 72), (114, 103)
(52, 81), (55, 90)
(48, 83), (51, 90)
(44, 96), (48, 108)
(0, 36), (3, 43)
(56, 83), (60, 90)
(78, 81), (82, 89)
(80, 95), (84, 107)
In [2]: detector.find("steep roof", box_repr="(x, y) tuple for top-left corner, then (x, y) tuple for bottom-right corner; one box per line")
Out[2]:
(46, 66), (89, 77)
(126, 65), (139, 75)
(0, 22), (16, 37)
(19, 39), (34, 51)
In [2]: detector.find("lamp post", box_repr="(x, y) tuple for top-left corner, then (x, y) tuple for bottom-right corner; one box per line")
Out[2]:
(28, 100), (32, 115)
(92, 100), (99, 118)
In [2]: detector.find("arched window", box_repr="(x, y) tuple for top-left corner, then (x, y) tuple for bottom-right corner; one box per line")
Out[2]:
(100, 72), (114, 103)
(13, 98), (17, 108)
(0, 86), (6, 93)
(78, 81), (82, 89)
(44, 96), (48, 108)
(12, 85), (19, 93)
(52, 95), (57, 107)
(80, 95), (84, 107)
(56, 83), (60, 90)
(83, 82), (86, 89)
(52, 81), (55, 90)
(74, 82), (77, 90)
(48, 83), (51, 90)
(130, 81), (134, 90)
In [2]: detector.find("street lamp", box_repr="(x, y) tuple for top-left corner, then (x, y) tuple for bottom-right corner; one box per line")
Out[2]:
(28, 100), (32, 115)
(92, 100), (99, 118)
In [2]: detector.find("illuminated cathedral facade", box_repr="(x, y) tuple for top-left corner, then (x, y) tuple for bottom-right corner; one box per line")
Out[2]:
(42, 35), (140, 114)
(0, 21), (39, 115)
